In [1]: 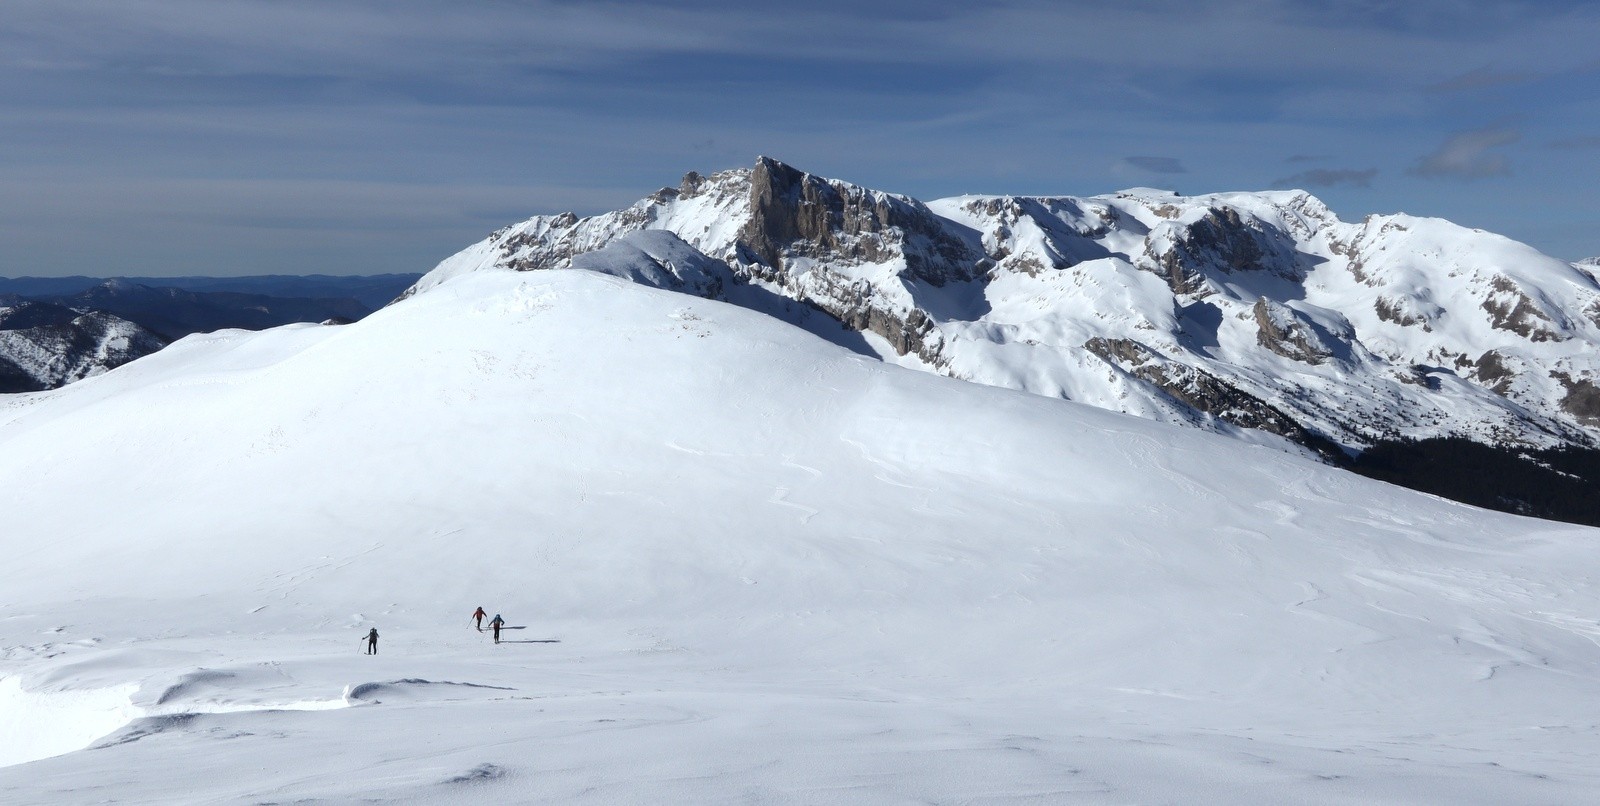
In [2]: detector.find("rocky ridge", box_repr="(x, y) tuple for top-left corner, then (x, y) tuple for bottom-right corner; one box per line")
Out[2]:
(413, 157), (1600, 462)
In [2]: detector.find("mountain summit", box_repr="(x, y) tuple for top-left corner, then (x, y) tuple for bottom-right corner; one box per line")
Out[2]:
(412, 157), (1600, 519)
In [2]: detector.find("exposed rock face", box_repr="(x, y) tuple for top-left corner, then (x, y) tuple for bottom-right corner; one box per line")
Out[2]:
(1553, 372), (1600, 426)
(1473, 350), (1516, 395)
(0, 303), (167, 393)
(1083, 336), (1337, 455)
(1141, 208), (1302, 295)
(1253, 298), (1333, 365)
(1481, 275), (1565, 342)
(729, 157), (978, 362)
(739, 157), (979, 286)
(1178, 209), (1270, 270)
(1374, 296), (1432, 330)
(410, 157), (1600, 460)
(738, 256), (947, 363)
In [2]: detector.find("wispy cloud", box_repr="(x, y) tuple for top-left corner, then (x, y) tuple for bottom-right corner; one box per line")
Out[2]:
(1550, 135), (1600, 150)
(1426, 66), (1533, 93)
(1408, 127), (1521, 179)
(1123, 156), (1187, 174)
(1272, 168), (1378, 189)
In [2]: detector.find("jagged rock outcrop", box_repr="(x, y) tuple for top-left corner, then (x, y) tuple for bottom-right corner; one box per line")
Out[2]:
(739, 157), (979, 286)
(1084, 336), (1338, 456)
(1472, 350), (1516, 395)
(1480, 275), (1567, 342)
(1253, 298), (1335, 365)
(1553, 372), (1600, 426)
(1139, 207), (1304, 296)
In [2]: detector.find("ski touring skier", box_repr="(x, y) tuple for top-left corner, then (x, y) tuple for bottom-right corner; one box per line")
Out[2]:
(363, 627), (379, 655)
(489, 614), (505, 644)
(472, 606), (487, 631)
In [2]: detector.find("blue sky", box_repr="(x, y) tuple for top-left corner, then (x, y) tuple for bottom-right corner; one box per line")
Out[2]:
(3, 0), (1598, 277)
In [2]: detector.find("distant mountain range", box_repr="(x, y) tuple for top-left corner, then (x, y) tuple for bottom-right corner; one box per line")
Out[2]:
(413, 157), (1600, 524)
(0, 274), (420, 393)
(0, 274), (419, 311)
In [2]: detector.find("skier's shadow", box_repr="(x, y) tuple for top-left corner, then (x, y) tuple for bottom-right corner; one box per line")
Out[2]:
(497, 626), (559, 644)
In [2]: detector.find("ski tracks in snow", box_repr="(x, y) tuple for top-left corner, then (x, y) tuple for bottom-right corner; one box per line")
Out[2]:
(663, 442), (826, 526)
(768, 455), (822, 525)
(255, 542), (384, 603)
(837, 436), (965, 519)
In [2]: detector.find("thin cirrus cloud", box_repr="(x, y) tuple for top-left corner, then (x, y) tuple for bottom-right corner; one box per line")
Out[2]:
(1550, 135), (1600, 150)
(3, 0), (1599, 274)
(1426, 66), (1533, 93)
(1272, 168), (1378, 189)
(1408, 127), (1521, 179)
(1123, 156), (1187, 174)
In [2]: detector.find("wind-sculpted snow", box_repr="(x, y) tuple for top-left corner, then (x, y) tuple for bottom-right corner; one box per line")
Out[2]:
(413, 158), (1600, 460)
(2, 270), (1600, 801)
(566, 230), (732, 296)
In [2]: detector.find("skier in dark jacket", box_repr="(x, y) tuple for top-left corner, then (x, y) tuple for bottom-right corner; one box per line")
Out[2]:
(472, 606), (487, 631)
(364, 627), (379, 655)
(489, 614), (505, 644)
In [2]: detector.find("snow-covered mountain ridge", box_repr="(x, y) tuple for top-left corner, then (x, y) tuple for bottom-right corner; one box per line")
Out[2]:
(0, 300), (166, 393)
(414, 158), (1600, 461)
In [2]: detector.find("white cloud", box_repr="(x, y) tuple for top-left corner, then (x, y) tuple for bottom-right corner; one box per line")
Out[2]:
(1123, 156), (1187, 174)
(1408, 128), (1521, 179)
(1272, 168), (1378, 188)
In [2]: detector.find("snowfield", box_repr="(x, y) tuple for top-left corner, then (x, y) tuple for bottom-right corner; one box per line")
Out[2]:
(2, 270), (1600, 803)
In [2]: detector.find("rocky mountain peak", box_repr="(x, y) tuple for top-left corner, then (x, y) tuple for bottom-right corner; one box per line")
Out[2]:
(413, 158), (1600, 464)
(1139, 205), (1309, 296)
(740, 157), (979, 286)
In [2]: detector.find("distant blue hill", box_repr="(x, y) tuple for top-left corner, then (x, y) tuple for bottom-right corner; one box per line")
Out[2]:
(0, 274), (425, 391)
(0, 274), (420, 311)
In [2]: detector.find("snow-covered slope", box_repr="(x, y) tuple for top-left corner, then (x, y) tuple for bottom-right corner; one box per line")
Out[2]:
(0, 300), (166, 392)
(3, 270), (1600, 802)
(416, 158), (1600, 458)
